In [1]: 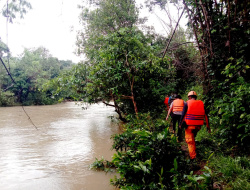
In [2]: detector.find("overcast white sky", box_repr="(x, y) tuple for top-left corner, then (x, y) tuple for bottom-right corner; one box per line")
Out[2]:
(0, 0), (82, 62)
(0, 0), (187, 63)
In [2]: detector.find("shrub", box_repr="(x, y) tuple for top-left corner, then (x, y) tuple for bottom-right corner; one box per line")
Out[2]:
(209, 77), (250, 154)
(0, 90), (16, 106)
(110, 113), (189, 189)
(209, 155), (250, 189)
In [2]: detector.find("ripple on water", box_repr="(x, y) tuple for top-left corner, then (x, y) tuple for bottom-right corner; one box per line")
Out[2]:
(0, 102), (119, 190)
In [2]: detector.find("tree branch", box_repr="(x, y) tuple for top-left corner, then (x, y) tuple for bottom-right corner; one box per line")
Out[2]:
(162, 8), (185, 60)
(102, 101), (115, 107)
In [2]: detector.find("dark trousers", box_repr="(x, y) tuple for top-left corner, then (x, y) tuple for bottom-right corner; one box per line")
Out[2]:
(172, 114), (183, 141)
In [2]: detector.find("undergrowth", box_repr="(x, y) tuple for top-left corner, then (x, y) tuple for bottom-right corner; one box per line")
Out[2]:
(208, 155), (250, 190)
(90, 109), (250, 189)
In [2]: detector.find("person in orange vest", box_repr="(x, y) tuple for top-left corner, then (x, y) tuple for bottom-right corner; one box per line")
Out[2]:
(164, 95), (169, 111)
(166, 95), (185, 141)
(179, 91), (211, 160)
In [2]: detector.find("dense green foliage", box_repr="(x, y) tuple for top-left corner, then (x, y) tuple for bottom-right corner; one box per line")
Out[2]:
(0, 0), (249, 189)
(42, 63), (88, 102)
(0, 47), (74, 106)
(76, 0), (190, 121)
(80, 0), (250, 189)
(210, 78), (250, 154)
(184, 0), (250, 151)
(110, 114), (187, 189)
(180, 0), (250, 151)
(209, 155), (250, 189)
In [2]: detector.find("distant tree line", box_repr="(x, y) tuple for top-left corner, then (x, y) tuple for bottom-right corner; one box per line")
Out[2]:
(0, 47), (75, 106)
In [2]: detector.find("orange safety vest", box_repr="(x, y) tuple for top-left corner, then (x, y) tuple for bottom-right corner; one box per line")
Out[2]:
(185, 100), (205, 125)
(164, 97), (169, 106)
(164, 97), (169, 109)
(173, 99), (184, 112)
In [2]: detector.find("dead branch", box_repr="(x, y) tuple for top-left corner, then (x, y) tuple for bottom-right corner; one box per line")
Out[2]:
(162, 8), (185, 60)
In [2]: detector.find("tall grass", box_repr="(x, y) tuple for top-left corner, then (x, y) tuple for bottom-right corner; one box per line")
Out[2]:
(209, 155), (250, 189)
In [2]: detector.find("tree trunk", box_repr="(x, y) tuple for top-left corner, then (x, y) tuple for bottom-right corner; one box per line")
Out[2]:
(102, 99), (127, 122)
(125, 54), (138, 115)
(129, 76), (138, 115)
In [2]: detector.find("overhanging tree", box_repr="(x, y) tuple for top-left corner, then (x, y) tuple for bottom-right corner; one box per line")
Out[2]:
(0, 0), (32, 56)
(77, 0), (175, 120)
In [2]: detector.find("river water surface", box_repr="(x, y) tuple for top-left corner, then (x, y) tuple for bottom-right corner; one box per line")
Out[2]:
(0, 102), (119, 190)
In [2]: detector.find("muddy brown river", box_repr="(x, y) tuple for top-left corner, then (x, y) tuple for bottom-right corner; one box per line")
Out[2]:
(0, 102), (120, 190)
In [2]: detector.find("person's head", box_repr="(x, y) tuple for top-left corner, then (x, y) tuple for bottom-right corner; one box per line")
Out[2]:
(171, 92), (177, 98)
(188, 91), (197, 100)
(176, 95), (182, 99)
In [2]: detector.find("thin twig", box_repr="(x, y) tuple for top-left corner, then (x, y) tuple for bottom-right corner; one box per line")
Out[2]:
(0, 57), (39, 130)
(162, 8), (185, 60)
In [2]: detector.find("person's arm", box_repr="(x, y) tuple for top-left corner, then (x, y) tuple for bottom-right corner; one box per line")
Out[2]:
(166, 103), (173, 120)
(205, 110), (211, 133)
(179, 102), (187, 128)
